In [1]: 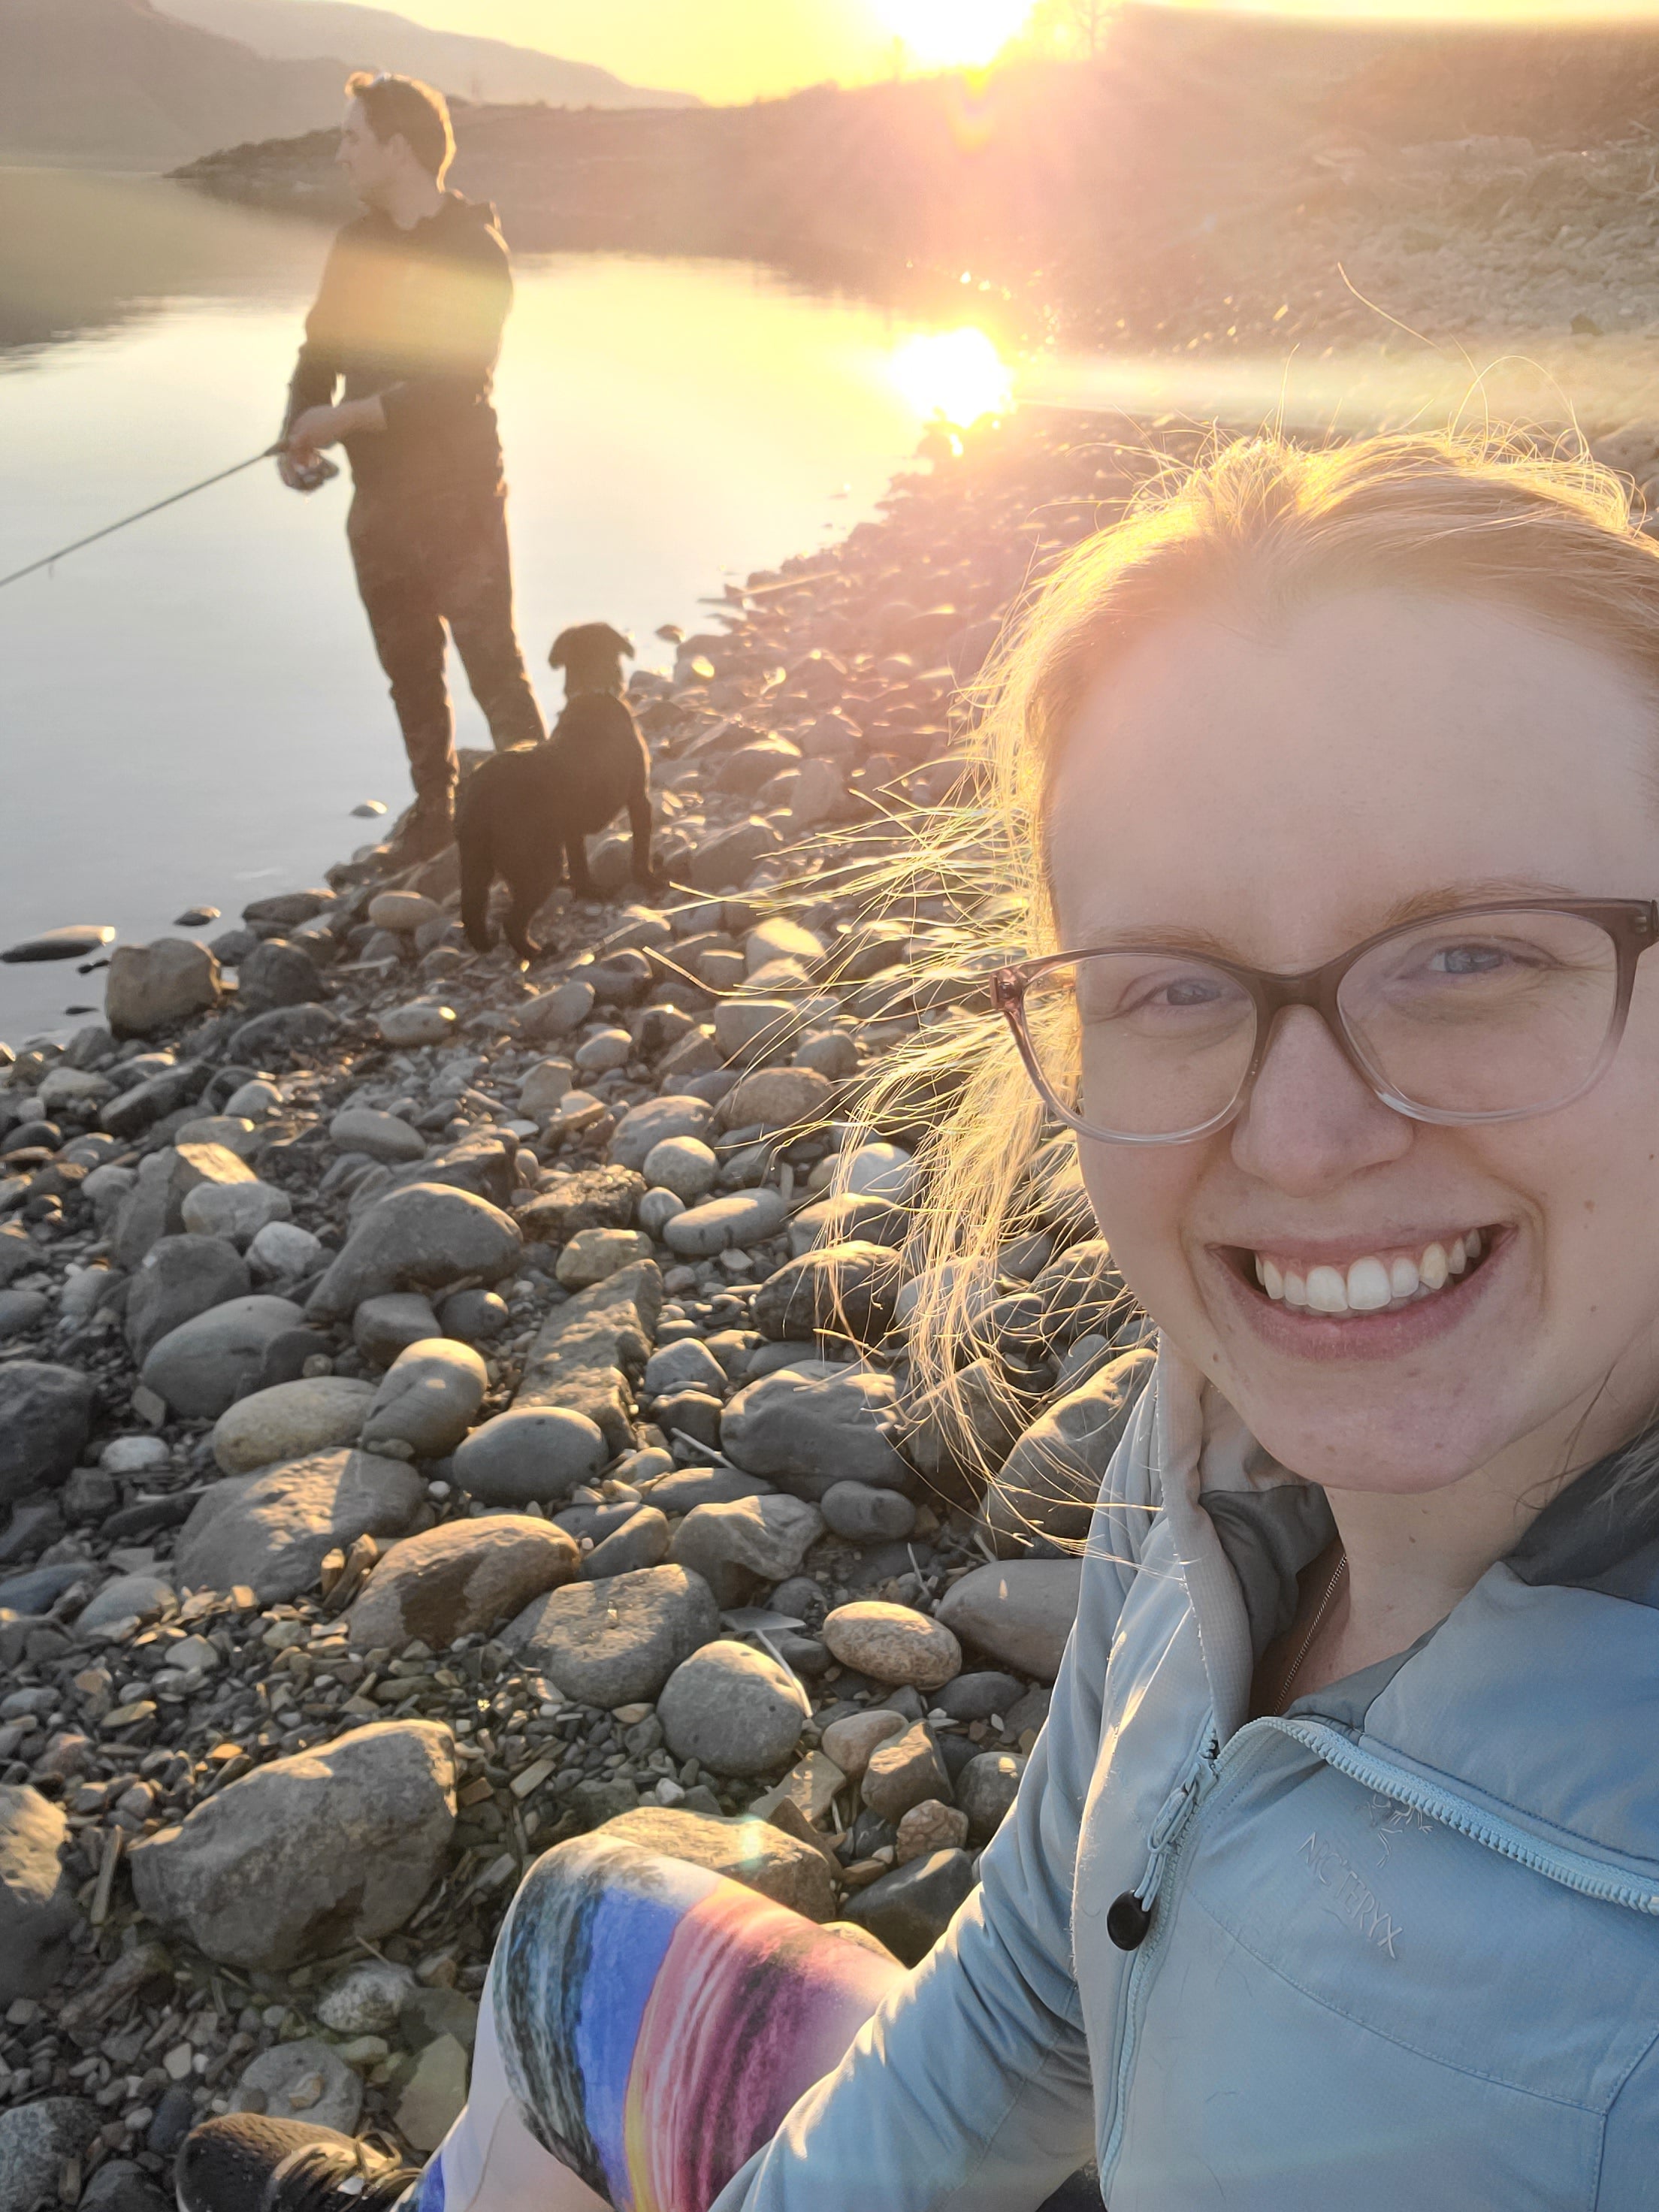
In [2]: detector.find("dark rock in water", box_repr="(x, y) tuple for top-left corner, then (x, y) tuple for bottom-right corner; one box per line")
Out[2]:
(1, 926), (114, 965)
(352, 801), (388, 819)
(174, 908), (220, 928)
(242, 890), (333, 928)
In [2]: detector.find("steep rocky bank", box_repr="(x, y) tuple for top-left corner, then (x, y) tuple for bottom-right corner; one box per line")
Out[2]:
(0, 406), (1165, 2194)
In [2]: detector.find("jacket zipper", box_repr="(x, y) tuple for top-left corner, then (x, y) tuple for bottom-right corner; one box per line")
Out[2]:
(1098, 1709), (1659, 2190)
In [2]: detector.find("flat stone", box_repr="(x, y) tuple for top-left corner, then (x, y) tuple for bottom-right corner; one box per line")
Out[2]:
(451, 1407), (607, 1507)
(842, 1143), (915, 1201)
(394, 2032), (468, 2155)
(556, 1226), (654, 1290)
(663, 1188), (787, 1257)
(361, 1338), (488, 1458)
(636, 1464), (774, 1513)
(787, 1194), (908, 1257)
(581, 1505), (669, 1579)
(353, 1292), (441, 1367)
(211, 1378), (377, 1475)
(819, 1482), (916, 1545)
(957, 1751), (1026, 1842)
(935, 1561), (1083, 1683)
(180, 1179), (292, 1247)
(720, 1365), (911, 1498)
(715, 1067), (835, 1133)
(379, 1002), (457, 1048)
(986, 1346), (1156, 1554)
(306, 1183), (521, 1322)
(666, 1494), (823, 1607)
(231, 2037), (361, 2134)
(861, 1721), (951, 1824)
(598, 1806), (834, 1920)
(1, 925), (114, 964)
(510, 1259), (661, 1458)
(329, 1110), (427, 1165)
(503, 1564), (718, 1707)
(230, 1005), (343, 1061)
(141, 1295), (305, 1421)
(712, 999), (799, 1061)
(174, 1449), (422, 1602)
(608, 1095), (715, 1174)
(517, 1059), (574, 1117)
(243, 890), (333, 927)
(686, 815), (780, 892)
(518, 1164), (643, 1247)
(247, 1222), (325, 1283)
(105, 939), (220, 1038)
(348, 1515), (579, 1648)
(819, 1709), (906, 1782)
(642, 1337), (727, 1398)
(367, 892), (446, 935)
(657, 1639), (810, 1777)
(822, 1602), (960, 1689)
(129, 1720), (455, 1970)
(745, 917), (824, 972)
(752, 1242), (901, 1344)
(516, 978), (596, 1042)
(99, 1059), (210, 1143)
(0, 1362), (96, 1506)
(0, 1785), (77, 2004)
(934, 1670), (1024, 1723)
(842, 1848), (976, 1967)
(75, 1571), (176, 1635)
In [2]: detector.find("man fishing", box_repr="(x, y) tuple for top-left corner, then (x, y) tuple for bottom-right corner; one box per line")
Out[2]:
(281, 71), (545, 866)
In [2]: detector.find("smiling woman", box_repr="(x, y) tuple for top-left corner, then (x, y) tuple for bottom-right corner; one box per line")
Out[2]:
(875, 0), (1035, 67)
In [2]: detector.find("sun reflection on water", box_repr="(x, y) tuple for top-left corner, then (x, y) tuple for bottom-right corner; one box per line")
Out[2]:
(888, 325), (1015, 430)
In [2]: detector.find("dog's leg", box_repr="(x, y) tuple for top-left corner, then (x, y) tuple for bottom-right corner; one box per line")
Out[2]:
(565, 832), (598, 902)
(627, 792), (657, 887)
(505, 854), (561, 965)
(458, 811), (497, 953)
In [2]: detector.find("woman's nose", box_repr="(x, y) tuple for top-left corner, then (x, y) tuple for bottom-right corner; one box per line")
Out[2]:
(1228, 1004), (1412, 1194)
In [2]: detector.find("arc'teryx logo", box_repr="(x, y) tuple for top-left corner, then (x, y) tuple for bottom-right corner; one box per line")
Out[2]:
(1299, 1831), (1403, 1959)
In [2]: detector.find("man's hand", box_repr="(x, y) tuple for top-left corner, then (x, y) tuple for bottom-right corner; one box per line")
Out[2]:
(288, 398), (385, 451)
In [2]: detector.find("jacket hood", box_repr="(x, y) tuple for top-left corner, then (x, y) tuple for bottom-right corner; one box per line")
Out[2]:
(1146, 1346), (1659, 1893)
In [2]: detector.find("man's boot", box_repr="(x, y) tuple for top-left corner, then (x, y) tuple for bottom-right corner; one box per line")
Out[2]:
(384, 793), (455, 869)
(177, 2116), (419, 2212)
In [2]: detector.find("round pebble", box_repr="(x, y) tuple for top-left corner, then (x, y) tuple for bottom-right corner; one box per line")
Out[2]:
(821, 1600), (962, 1690)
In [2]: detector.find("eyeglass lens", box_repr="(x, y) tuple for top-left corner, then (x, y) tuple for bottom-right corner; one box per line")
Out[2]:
(1020, 908), (1624, 1141)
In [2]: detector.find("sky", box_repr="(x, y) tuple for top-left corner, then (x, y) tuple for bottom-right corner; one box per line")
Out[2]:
(382, 0), (1659, 104)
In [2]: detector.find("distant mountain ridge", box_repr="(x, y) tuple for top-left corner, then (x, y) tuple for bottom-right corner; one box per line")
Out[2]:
(159, 0), (700, 109)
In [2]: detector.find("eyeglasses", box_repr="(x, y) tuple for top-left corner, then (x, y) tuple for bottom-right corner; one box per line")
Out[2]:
(994, 899), (1659, 1147)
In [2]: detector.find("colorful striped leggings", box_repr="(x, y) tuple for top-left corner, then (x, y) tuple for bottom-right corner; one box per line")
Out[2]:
(406, 1832), (1101, 2212)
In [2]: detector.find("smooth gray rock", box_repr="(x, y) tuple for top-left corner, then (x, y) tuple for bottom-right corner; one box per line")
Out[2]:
(236, 938), (323, 1011)
(935, 1560), (1083, 1684)
(231, 2037), (361, 2134)
(516, 978), (595, 1043)
(636, 1465), (774, 1513)
(361, 1338), (488, 1459)
(580, 1506), (670, 1580)
(0, 1785), (78, 2003)
(641, 1337), (727, 1398)
(74, 1572), (177, 1635)
(666, 1494), (823, 1608)
(820, 1480), (916, 1544)
(436, 1288), (509, 1344)
(329, 1109), (427, 1165)
(934, 1670), (1025, 1723)
(141, 1295), (305, 1420)
(353, 1292), (442, 1367)
(640, 1135), (718, 1202)
(752, 1241), (902, 1344)
(663, 1188), (787, 1257)
(125, 1234), (250, 1364)
(0, 1363), (95, 1506)
(210, 1378), (377, 1476)
(720, 1364), (911, 1499)
(0, 2099), (101, 2212)
(179, 1180), (292, 1247)
(98, 1058), (210, 1141)
(129, 1721), (455, 1970)
(306, 1183), (521, 1322)
(861, 1721), (953, 1824)
(80, 2159), (171, 2212)
(609, 1095), (715, 1174)
(842, 1848), (977, 1967)
(985, 1344), (1156, 1555)
(174, 1449), (423, 1602)
(451, 1407), (606, 1507)
(598, 1805), (834, 1920)
(315, 1958), (418, 2037)
(346, 1518), (577, 1650)
(503, 1564), (718, 1706)
(957, 1751), (1026, 1842)
(510, 1259), (661, 1458)
(657, 1639), (810, 1777)
(0, 1292), (47, 1343)
(104, 938), (220, 1038)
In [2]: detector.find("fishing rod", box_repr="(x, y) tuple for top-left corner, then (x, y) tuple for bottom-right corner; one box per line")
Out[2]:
(0, 443), (337, 593)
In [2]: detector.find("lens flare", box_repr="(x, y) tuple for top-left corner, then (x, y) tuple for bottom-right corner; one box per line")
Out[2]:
(889, 326), (1014, 428)
(877, 0), (1034, 68)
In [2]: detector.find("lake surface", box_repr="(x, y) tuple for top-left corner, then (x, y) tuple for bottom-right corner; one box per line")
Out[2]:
(0, 169), (1632, 1046)
(0, 171), (1026, 1043)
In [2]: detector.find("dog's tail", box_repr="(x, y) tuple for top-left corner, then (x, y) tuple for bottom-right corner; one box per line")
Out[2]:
(456, 787), (495, 953)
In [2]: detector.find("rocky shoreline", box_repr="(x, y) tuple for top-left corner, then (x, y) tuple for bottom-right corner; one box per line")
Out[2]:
(0, 406), (1162, 2207)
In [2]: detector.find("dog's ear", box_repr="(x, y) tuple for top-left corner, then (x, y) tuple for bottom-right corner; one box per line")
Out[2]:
(602, 625), (636, 660)
(548, 627), (576, 670)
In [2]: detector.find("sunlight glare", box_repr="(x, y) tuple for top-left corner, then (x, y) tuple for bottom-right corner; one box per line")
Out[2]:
(888, 326), (1014, 429)
(877, 0), (1034, 68)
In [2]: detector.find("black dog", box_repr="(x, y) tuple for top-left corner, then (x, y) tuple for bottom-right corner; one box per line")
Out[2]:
(458, 625), (654, 961)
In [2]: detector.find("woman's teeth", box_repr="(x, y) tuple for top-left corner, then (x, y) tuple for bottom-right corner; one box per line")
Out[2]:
(1252, 1231), (1483, 1316)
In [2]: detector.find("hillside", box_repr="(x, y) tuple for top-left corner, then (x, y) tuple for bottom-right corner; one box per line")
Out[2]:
(0, 0), (350, 168)
(172, 6), (1659, 356)
(160, 0), (700, 110)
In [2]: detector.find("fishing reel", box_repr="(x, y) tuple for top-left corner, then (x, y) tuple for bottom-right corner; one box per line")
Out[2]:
(282, 451), (341, 494)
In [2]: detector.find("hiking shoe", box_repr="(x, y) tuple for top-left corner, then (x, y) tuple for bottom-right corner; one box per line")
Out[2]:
(384, 800), (455, 868)
(176, 2115), (419, 2212)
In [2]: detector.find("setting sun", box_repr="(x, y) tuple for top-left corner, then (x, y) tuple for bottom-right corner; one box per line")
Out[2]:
(887, 326), (1014, 428)
(875, 0), (1035, 68)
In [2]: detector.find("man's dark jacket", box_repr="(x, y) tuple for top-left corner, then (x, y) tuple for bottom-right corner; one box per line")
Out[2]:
(285, 191), (512, 497)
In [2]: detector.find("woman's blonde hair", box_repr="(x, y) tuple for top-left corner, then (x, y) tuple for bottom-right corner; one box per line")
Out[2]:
(839, 428), (1659, 1469)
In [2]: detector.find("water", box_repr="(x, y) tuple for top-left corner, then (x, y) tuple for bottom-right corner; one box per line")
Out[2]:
(0, 171), (1017, 1044)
